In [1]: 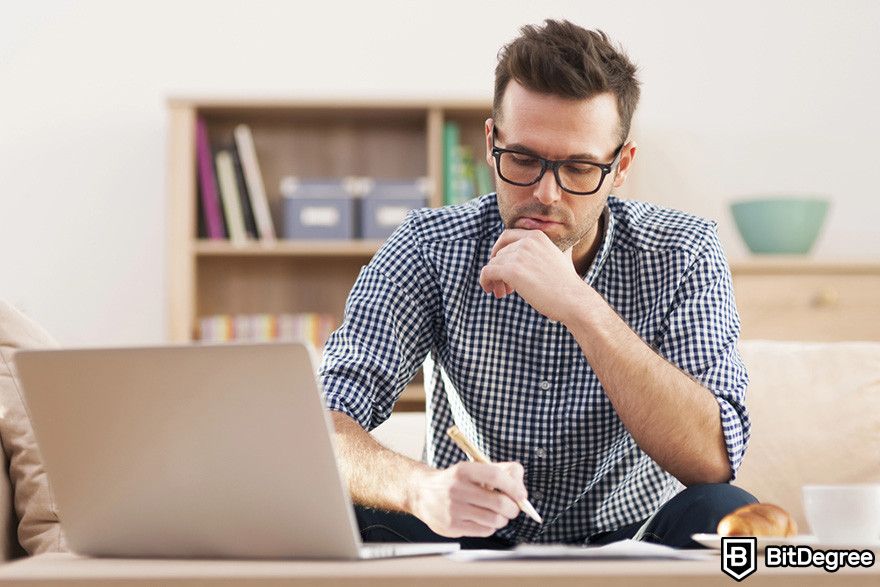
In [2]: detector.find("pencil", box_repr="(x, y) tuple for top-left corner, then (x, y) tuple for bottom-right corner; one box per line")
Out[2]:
(446, 425), (543, 524)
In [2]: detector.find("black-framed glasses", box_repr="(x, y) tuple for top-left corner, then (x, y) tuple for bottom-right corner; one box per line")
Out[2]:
(491, 126), (624, 196)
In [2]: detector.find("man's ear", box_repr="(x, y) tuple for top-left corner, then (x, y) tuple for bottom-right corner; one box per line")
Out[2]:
(612, 141), (637, 189)
(484, 118), (494, 168)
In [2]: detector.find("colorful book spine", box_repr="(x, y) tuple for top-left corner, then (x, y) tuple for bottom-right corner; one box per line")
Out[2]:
(214, 149), (248, 245)
(475, 160), (494, 196)
(455, 145), (477, 203)
(234, 124), (276, 242)
(442, 121), (461, 206)
(195, 117), (226, 239)
(198, 313), (337, 349)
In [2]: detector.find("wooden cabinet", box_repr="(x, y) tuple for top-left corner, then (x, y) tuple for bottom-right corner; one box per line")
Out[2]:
(730, 259), (880, 341)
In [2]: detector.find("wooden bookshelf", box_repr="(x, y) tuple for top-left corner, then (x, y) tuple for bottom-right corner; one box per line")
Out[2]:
(166, 98), (493, 411)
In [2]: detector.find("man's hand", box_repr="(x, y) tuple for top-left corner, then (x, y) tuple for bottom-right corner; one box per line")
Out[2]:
(407, 461), (527, 538)
(479, 229), (586, 323)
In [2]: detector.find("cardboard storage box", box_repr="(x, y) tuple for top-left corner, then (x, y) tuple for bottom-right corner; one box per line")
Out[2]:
(281, 178), (357, 240)
(361, 178), (430, 240)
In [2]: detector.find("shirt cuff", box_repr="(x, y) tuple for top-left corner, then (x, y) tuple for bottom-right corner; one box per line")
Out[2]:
(716, 396), (749, 478)
(322, 375), (374, 431)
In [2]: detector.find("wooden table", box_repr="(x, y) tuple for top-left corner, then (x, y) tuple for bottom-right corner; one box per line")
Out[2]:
(1, 551), (878, 586)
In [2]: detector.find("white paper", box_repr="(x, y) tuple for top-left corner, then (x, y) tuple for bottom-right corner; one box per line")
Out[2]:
(446, 539), (713, 562)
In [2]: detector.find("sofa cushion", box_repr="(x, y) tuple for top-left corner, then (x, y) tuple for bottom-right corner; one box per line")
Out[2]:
(0, 301), (66, 555)
(735, 340), (880, 533)
(371, 412), (426, 461)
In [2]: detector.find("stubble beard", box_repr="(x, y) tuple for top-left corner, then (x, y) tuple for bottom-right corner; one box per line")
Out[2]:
(496, 187), (602, 252)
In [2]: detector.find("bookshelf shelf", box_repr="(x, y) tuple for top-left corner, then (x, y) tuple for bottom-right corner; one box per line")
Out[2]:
(193, 239), (384, 257)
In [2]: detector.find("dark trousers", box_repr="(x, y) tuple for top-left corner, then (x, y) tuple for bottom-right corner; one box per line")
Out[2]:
(355, 483), (757, 549)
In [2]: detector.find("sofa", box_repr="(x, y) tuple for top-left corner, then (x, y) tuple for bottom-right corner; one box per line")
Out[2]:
(2, 297), (879, 560)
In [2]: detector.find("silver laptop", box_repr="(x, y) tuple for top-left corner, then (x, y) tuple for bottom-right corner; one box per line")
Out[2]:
(15, 342), (458, 559)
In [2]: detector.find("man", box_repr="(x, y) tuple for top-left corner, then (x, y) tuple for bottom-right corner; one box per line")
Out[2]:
(319, 20), (755, 549)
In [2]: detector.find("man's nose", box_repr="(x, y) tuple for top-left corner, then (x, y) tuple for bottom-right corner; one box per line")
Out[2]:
(532, 167), (563, 205)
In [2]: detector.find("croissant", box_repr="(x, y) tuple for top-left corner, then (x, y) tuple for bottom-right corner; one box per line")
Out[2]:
(717, 503), (798, 537)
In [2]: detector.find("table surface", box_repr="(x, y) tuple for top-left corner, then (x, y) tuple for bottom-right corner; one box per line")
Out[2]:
(1, 551), (878, 587)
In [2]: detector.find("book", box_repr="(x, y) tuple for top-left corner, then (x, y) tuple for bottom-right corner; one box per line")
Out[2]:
(195, 117), (226, 239)
(196, 186), (207, 238)
(214, 149), (248, 245)
(442, 121), (461, 206)
(475, 160), (494, 196)
(234, 124), (276, 242)
(230, 139), (259, 239)
(456, 145), (477, 203)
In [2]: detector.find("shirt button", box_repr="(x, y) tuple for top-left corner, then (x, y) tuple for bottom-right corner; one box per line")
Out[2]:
(539, 380), (551, 391)
(531, 490), (544, 501)
(535, 447), (548, 459)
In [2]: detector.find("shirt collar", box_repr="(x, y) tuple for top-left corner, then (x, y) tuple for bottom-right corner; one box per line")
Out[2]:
(582, 202), (616, 285)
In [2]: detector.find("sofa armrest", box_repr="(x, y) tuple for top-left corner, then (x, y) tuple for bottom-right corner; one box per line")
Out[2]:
(0, 436), (27, 561)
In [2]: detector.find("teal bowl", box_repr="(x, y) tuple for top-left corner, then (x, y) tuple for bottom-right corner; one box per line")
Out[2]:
(730, 197), (829, 255)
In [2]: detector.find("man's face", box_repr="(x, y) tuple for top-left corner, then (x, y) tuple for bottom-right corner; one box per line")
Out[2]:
(486, 81), (635, 261)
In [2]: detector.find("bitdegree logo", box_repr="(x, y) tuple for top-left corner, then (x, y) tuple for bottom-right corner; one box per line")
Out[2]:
(721, 537), (757, 581)
(721, 537), (877, 580)
(765, 545), (876, 573)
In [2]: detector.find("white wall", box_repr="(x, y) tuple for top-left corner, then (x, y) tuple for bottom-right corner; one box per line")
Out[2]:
(2, 0), (879, 345)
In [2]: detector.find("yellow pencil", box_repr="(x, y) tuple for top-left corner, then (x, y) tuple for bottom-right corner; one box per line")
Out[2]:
(446, 425), (543, 524)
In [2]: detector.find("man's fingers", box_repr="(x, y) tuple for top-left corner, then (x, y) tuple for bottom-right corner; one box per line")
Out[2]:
(490, 229), (531, 258)
(452, 520), (497, 538)
(499, 461), (525, 484)
(452, 482), (521, 520)
(480, 264), (512, 297)
(458, 502), (513, 531)
(461, 463), (528, 503)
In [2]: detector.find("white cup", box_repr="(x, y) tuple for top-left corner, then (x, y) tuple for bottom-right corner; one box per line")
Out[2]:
(802, 484), (880, 545)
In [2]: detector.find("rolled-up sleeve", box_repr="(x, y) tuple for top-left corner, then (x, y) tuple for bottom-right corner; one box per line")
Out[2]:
(319, 213), (438, 431)
(656, 227), (750, 477)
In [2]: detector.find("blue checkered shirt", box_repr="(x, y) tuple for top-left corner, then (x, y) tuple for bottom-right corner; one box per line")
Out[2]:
(319, 193), (749, 544)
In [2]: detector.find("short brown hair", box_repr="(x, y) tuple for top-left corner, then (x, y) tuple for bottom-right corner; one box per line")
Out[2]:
(493, 20), (640, 143)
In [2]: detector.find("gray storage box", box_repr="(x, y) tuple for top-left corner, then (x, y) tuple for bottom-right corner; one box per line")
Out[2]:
(281, 179), (357, 240)
(361, 179), (430, 240)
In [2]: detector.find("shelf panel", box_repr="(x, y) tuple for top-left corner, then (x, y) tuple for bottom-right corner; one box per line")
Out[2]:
(194, 239), (384, 257)
(168, 96), (491, 117)
(729, 257), (880, 275)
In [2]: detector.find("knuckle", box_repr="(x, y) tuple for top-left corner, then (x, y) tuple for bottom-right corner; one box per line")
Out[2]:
(474, 526), (493, 537)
